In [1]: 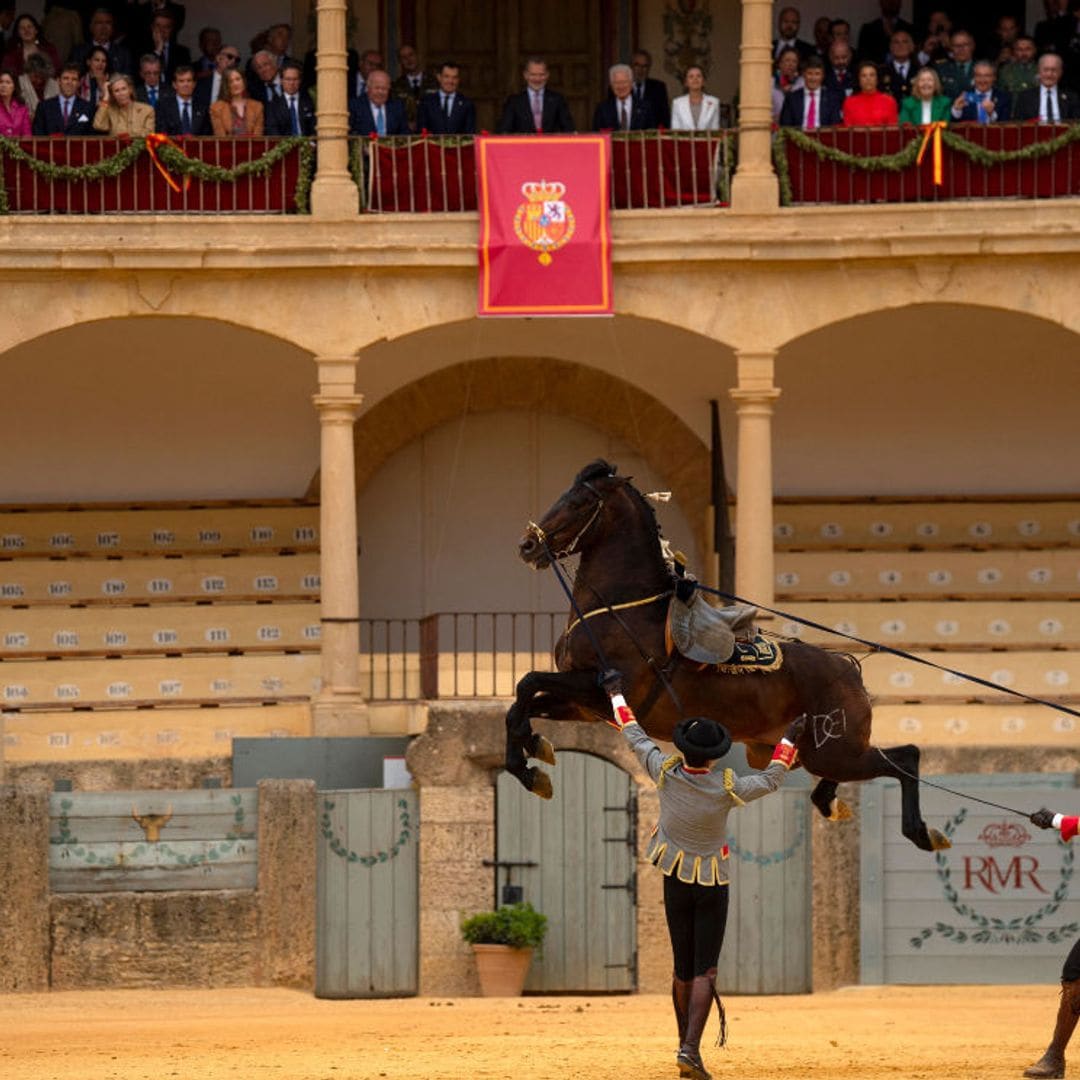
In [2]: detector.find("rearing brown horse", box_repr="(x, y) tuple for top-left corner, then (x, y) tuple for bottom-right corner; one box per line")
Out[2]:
(506, 459), (949, 853)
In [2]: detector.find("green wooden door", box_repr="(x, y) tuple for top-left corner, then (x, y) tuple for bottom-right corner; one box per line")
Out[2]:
(315, 789), (418, 998)
(496, 751), (636, 992)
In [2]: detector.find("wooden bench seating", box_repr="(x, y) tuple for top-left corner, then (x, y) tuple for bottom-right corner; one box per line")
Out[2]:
(0, 554), (320, 606)
(0, 602), (322, 658)
(774, 550), (1080, 600)
(0, 653), (322, 709)
(0, 505), (319, 558)
(870, 703), (1077, 746)
(772, 499), (1080, 551)
(775, 601), (1080, 650)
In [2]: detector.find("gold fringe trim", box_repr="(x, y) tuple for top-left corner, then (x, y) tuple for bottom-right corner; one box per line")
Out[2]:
(716, 641), (784, 675)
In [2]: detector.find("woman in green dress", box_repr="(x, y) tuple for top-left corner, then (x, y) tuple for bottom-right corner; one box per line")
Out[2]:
(899, 66), (952, 125)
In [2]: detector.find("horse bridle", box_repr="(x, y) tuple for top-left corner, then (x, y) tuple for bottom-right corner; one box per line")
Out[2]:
(526, 479), (605, 561)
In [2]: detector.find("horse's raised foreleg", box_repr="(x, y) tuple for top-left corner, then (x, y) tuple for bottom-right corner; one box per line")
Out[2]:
(504, 669), (607, 799)
(875, 744), (950, 852)
(810, 778), (852, 821)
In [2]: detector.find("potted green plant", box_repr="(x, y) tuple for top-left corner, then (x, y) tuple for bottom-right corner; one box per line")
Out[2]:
(460, 902), (548, 997)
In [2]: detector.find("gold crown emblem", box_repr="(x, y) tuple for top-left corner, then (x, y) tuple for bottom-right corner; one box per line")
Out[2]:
(521, 179), (566, 202)
(978, 821), (1031, 848)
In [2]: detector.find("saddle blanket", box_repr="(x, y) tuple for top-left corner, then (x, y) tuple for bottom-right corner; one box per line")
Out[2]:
(715, 633), (784, 674)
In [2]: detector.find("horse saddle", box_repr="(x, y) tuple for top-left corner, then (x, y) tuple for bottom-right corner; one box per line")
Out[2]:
(667, 591), (758, 666)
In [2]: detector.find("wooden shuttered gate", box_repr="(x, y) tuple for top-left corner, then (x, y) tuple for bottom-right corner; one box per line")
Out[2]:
(496, 750), (637, 992)
(315, 789), (419, 998)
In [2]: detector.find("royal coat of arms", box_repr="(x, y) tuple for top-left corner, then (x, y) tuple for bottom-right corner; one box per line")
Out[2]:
(513, 179), (576, 266)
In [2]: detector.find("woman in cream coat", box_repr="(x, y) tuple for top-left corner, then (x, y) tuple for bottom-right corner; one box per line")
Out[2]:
(670, 66), (721, 131)
(93, 73), (154, 136)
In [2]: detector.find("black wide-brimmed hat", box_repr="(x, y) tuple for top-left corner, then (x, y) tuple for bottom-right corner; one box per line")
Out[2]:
(673, 716), (732, 761)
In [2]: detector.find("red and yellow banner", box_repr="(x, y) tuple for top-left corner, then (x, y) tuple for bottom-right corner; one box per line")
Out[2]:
(477, 134), (612, 317)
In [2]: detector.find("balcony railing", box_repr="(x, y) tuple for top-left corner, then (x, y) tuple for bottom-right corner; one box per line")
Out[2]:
(0, 136), (312, 214)
(775, 122), (1080, 205)
(360, 613), (563, 701)
(354, 131), (734, 213)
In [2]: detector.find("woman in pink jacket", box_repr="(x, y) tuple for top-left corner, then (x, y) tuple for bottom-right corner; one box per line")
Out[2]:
(0, 67), (31, 137)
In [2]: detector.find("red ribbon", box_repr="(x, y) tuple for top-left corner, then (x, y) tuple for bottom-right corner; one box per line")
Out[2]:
(916, 121), (946, 186)
(145, 132), (191, 193)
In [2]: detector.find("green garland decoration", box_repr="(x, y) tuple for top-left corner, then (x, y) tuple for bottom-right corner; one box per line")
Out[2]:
(0, 136), (314, 215)
(774, 123), (1080, 206)
(909, 806), (1078, 948)
(349, 136), (367, 210)
(320, 796), (412, 866)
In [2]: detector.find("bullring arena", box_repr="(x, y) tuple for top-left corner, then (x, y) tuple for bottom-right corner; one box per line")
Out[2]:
(4, 1), (1080, 1079)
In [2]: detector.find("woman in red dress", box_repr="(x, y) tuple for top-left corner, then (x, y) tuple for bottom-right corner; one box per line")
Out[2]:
(842, 60), (899, 126)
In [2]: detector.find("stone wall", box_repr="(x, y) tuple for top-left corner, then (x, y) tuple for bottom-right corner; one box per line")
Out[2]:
(0, 782), (50, 992)
(4, 757), (232, 792)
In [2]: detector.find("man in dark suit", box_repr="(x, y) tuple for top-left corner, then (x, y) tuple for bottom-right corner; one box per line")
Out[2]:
(416, 61), (476, 134)
(266, 62), (315, 135)
(392, 43), (436, 131)
(1015, 53), (1080, 120)
(773, 7), (816, 64)
(155, 64), (209, 135)
(826, 40), (856, 96)
(72, 9), (133, 76)
(630, 50), (670, 128)
(135, 55), (164, 106)
(594, 62), (655, 130)
(248, 49), (282, 105)
(952, 61), (1012, 123)
(879, 30), (917, 103)
(144, 12), (190, 82)
(193, 43), (240, 113)
(132, 0), (186, 46)
(779, 58), (844, 128)
(32, 64), (95, 134)
(856, 0), (915, 63)
(348, 69), (408, 135)
(498, 56), (574, 134)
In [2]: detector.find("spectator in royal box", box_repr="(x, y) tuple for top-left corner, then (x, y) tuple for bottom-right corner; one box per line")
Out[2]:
(31, 61), (89, 133)
(1014, 52), (1080, 121)
(247, 48), (281, 105)
(265, 61), (314, 136)
(266, 23), (296, 71)
(779, 56), (843, 129)
(416, 60), (476, 135)
(935, 30), (977, 99)
(842, 59), (899, 125)
(78, 45), (110, 110)
(999, 36), (1040, 96)
(93, 72), (154, 135)
(72, 9), (132, 78)
(209, 65), (262, 135)
(774, 46), (804, 95)
(156, 64), (208, 135)
(829, 19), (852, 48)
(630, 50), (670, 129)
(193, 42), (238, 114)
(0, 65), (29, 135)
(19, 51), (57, 116)
(1034, 0), (1070, 54)
(951, 60), (1011, 123)
(41, 3), (82, 74)
(135, 53), (162, 106)
(146, 12), (189, 82)
(498, 56), (573, 133)
(826, 40), (856, 96)
(670, 64), (721, 131)
(132, 0), (186, 48)
(857, 0), (915, 64)
(918, 10), (953, 67)
(993, 15), (1021, 64)
(193, 26), (221, 79)
(594, 62), (654, 130)
(349, 68), (408, 135)
(773, 6), (815, 64)
(349, 47), (383, 100)
(812, 16), (832, 58)
(2, 13), (60, 78)
(899, 65), (952, 124)
(392, 43), (435, 131)
(879, 30), (918, 103)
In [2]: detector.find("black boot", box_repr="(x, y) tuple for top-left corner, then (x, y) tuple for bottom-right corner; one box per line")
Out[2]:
(1025, 979), (1080, 1079)
(672, 976), (692, 1048)
(676, 971), (715, 1080)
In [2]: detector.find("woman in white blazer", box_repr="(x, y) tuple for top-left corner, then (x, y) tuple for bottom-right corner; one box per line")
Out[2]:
(670, 66), (721, 131)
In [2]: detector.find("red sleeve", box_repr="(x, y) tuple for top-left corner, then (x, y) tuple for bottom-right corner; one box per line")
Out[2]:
(1062, 816), (1079, 842)
(883, 94), (899, 124)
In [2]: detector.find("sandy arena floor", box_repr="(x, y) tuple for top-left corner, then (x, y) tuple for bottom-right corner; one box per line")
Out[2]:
(0, 984), (1065, 1080)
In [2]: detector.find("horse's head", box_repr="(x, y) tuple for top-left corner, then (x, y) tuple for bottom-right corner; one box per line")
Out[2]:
(518, 459), (625, 569)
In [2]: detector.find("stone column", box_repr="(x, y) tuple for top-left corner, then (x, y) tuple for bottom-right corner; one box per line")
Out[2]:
(0, 784), (50, 991)
(310, 0), (358, 217)
(312, 356), (368, 735)
(729, 350), (781, 606)
(731, 0), (780, 213)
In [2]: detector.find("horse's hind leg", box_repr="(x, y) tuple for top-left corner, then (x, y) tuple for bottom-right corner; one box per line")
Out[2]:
(877, 744), (951, 852)
(810, 778), (852, 821)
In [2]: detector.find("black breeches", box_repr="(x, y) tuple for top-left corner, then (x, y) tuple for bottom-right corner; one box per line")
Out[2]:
(1063, 937), (1080, 982)
(663, 874), (730, 980)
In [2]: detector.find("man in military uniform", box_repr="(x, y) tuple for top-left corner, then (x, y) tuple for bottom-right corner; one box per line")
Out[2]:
(935, 29), (978, 98)
(392, 43), (436, 132)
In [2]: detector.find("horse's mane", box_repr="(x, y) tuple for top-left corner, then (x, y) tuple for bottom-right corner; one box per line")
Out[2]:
(575, 459), (668, 567)
(574, 459), (616, 486)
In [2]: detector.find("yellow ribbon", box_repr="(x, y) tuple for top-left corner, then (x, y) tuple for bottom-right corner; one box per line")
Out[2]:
(145, 132), (191, 194)
(915, 120), (946, 186)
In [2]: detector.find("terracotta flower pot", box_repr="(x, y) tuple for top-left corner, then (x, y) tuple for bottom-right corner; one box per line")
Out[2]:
(471, 943), (534, 996)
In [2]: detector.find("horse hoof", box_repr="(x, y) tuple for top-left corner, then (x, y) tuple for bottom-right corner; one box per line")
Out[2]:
(530, 769), (554, 800)
(928, 827), (951, 851)
(829, 799), (853, 822)
(531, 734), (557, 766)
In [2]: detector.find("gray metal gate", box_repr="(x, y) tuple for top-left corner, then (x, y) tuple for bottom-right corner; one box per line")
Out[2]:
(315, 788), (418, 998)
(861, 773), (1080, 984)
(496, 751), (637, 992)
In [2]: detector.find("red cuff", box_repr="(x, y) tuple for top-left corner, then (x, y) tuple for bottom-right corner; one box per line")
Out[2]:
(1062, 816), (1079, 842)
(771, 741), (798, 769)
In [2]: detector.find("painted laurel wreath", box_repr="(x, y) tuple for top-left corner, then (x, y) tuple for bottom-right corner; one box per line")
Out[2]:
(910, 806), (1078, 948)
(320, 797), (412, 866)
